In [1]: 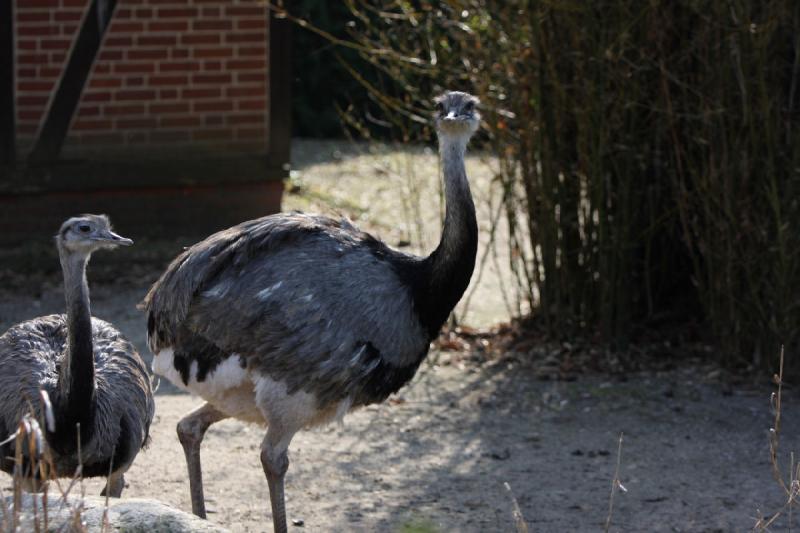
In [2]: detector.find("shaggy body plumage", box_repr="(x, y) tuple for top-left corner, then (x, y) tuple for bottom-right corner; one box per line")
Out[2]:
(142, 91), (481, 532)
(0, 215), (154, 497)
(147, 214), (432, 409)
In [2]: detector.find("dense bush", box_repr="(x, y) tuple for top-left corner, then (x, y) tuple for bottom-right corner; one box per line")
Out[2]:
(290, 2), (362, 137)
(290, 1), (398, 139)
(325, 1), (800, 370)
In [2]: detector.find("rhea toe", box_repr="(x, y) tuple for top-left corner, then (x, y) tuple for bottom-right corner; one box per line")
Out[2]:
(143, 91), (480, 532)
(0, 215), (154, 496)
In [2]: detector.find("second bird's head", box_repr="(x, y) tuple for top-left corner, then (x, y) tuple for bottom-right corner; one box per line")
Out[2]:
(434, 91), (480, 139)
(57, 214), (133, 255)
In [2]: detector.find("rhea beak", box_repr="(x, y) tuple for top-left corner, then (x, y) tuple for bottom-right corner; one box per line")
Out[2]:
(445, 110), (457, 120)
(97, 230), (133, 246)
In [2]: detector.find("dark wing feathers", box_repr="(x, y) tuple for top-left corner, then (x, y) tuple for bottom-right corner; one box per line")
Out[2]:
(143, 213), (431, 406)
(143, 214), (327, 352)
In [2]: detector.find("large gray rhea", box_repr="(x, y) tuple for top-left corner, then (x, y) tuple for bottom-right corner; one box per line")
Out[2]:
(142, 91), (480, 532)
(0, 215), (154, 497)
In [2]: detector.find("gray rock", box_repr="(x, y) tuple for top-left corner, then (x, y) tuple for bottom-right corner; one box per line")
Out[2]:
(1, 493), (229, 532)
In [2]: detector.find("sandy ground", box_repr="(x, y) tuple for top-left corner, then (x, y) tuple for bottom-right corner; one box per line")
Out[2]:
(0, 279), (798, 532)
(0, 140), (798, 531)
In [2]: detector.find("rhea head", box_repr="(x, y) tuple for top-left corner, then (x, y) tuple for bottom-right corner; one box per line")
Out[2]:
(434, 91), (480, 140)
(57, 214), (133, 256)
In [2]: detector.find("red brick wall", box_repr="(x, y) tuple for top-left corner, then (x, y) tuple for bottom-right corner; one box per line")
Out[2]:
(14, 0), (270, 158)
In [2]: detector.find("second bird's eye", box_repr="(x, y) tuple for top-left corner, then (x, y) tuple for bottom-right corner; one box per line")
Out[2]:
(78, 225), (91, 233)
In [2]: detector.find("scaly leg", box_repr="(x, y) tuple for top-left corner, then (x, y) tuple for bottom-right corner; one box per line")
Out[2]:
(101, 471), (125, 497)
(177, 402), (228, 518)
(260, 426), (296, 533)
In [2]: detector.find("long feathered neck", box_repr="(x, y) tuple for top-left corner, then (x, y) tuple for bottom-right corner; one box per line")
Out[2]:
(55, 245), (96, 447)
(421, 133), (478, 337)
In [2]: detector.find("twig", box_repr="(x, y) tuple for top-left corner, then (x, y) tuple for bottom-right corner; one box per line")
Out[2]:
(503, 482), (529, 533)
(604, 432), (626, 533)
(769, 347), (788, 492)
(26, 417), (42, 533)
(101, 451), (115, 533)
(39, 390), (55, 434)
(13, 419), (24, 532)
(262, 2), (427, 66)
(790, 452), (795, 532)
(460, 178), (509, 322)
(76, 423), (85, 528)
(754, 347), (800, 531)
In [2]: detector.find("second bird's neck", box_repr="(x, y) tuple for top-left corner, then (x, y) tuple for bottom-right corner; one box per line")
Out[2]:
(57, 249), (96, 445)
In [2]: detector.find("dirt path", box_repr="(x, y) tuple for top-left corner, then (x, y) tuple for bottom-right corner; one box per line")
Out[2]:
(0, 279), (797, 532)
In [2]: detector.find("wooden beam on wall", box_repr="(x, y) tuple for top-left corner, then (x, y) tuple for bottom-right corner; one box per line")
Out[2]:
(28, 0), (118, 163)
(0, 0), (15, 166)
(268, 12), (292, 170)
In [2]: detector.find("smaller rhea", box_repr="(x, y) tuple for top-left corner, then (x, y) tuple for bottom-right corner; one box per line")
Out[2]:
(0, 215), (154, 496)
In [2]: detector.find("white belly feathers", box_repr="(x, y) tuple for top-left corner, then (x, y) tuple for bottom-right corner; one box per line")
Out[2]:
(151, 348), (263, 423)
(151, 348), (353, 428)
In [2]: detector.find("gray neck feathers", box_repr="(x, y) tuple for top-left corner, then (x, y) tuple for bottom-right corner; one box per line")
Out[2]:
(431, 135), (476, 269)
(425, 133), (478, 323)
(57, 245), (96, 434)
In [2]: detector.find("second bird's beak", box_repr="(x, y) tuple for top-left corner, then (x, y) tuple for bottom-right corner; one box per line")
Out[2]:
(98, 230), (133, 246)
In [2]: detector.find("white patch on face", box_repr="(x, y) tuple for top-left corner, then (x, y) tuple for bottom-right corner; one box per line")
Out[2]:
(257, 281), (283, 301)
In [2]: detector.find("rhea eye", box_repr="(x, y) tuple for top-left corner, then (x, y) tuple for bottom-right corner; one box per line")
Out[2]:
(78, 225), (91, 233)
(463, 101), (475, 113)
(435, 102), (445, 114)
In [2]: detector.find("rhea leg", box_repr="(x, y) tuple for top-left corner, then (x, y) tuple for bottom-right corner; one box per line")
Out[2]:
(260, 426), (296, 533)
(177, 402), (228, 518)
(101, 471), (125, 497)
